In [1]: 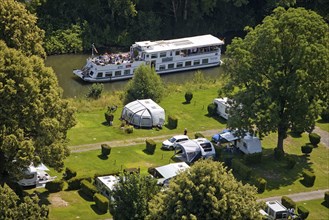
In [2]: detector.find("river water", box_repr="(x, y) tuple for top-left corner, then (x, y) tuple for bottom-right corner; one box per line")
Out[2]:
(45, 54), (224, 98)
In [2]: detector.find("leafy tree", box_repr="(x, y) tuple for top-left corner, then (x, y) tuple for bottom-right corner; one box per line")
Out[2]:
(109, 172), (160, 220)
(223, 7), (329, 153)
(0, 184), (48, 219)
(0, 0), (46, 58)
(147, 160), (262, 219)
(0, 41), (76, 179)
(124, 64), (165, 104)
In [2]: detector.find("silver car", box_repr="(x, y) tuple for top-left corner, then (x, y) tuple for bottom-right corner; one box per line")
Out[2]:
(162, 135), (189, 150)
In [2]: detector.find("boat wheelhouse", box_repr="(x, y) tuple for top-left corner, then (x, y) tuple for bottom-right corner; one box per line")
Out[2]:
(73, 34), (224, 82)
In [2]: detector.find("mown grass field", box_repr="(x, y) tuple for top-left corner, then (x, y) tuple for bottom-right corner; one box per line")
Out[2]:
(45, 75), (329, 219)
(296, 199), (329, 220)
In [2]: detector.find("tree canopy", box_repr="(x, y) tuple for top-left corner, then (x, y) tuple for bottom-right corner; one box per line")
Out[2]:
(124, 64), (165, 104)
(109, 172), (160, 220)
(0, 40), (76, 179)
(223, 7), (329, 152)
(147, 160), (262, 220)
(0, 0), (46, 58)
(0, 184), (48, 220)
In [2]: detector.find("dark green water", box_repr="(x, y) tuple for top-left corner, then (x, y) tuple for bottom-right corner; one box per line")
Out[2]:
(45, 54), (224, 98)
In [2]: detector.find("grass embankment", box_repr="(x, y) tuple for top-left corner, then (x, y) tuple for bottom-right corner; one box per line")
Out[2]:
(46, 74), (328, 219)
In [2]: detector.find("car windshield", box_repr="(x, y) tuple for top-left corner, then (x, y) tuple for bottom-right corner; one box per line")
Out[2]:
(169, 137), (177, 143)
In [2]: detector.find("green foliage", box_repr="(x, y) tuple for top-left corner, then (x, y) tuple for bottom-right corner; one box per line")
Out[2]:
(64, 167), (77, 180)
(109, 172), (159, 220)
(281, 196), (296, 209)
(232, 159), (252, 180)
(184, 91), (193, 103)
(301, 144), (313, 155)
(101, 144), (111, 157)
(223, 7), (329, 152)
(44, 24), (83, 55)
(125, 125), (134, 134)
(124, 64), (164, 104)
(194, 132), (205, 139)
(0, 41), (76, 178)
(145, 139), (156, 154)
(45, 180), (64, 193)
(320, 109), (329, 122)
(0, 184), (48, 219)
(207, 103), (217, 116)
(285, 155), (296, 169)
(325, 191), (329, 206)
(302, 170), (316, 187)
(81, 179), (98, 199)
(297, 205), (309, 219)
(244, 152), (262, 165)
(147, 160), (262, 219)
(87, 83), (104, 99)
(0, 0), (46, 57)
(256, 177), (267, 193)
(104, 105), (117, 125)
(93, 193), (108, 213)
(167, 115), (178, 129)
(308, 133), (321, 146)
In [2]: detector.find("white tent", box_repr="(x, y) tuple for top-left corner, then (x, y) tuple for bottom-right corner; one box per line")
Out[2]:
(121, 99), (165, 128)
(236, 134), (262, 154)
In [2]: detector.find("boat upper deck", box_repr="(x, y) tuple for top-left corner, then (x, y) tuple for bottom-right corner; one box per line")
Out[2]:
(134, 34), (224, 53)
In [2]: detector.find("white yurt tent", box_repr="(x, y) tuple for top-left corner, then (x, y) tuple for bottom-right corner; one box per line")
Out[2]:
(121, 99), (165, 128)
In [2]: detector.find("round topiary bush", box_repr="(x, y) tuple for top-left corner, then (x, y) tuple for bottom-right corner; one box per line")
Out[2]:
(301, 144), (313, 155)
(207, 103), (217, 116)
(185, 91), (193, 103)
(309, 133), (321, 146)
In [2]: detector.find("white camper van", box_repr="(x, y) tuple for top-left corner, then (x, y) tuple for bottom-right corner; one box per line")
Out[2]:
(18, 163), (56, 187)
(213, 97), (230, 120)
(260, 201), (289, 220)
(236, 134), (262, 154)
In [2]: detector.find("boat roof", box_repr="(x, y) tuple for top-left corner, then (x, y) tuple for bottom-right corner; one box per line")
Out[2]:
(135, 34), (224, 53)
(155, 162), (189, 179)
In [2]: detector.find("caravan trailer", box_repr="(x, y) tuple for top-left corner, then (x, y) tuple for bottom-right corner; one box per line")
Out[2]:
(17, 163), (56, 187)
(213, 97), (230, 120)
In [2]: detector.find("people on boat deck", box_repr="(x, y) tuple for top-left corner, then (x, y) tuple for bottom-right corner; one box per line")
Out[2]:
(93, 52), (133, 65)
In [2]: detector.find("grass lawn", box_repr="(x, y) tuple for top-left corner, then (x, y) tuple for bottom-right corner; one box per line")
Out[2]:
(317, 118), (329, 132)
(296, 199), (329, 220)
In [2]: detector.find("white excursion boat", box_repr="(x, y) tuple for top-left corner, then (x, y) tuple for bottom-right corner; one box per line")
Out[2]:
(73, 34), (224, 83)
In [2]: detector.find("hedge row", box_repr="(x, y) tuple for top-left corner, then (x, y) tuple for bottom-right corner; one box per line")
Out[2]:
(93, 193), (109, 213)
(145, 139), (156, 154)
(325, 191), (329, 206)
(45, 180), (64, 193)
(81, 179), (98, 199)
(281, 196), (296, 209)
(302, 170), (316, 187)
(67, 176), (93, 191)
(232, 159), (252, 180)
(63, 167), (77, 180)
(297, 205), (309, 219)
(168, 115), (178, 129)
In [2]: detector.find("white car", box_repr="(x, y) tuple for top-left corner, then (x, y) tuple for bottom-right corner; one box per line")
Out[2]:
(162, 135), (189, 150)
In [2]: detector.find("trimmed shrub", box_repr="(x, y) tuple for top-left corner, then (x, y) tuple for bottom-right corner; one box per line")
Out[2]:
(308, 133), (321, 146)
(325, 191), (329, 206)
(168, 115), (178, 129)
(125, 125), (134, 134)
(63, 167), (77, 180)
(184, 91), (193, 103)
(67, 176), (92, 190)
(81, 179), (98, 199)
(285, 155), (296, 169)
(207, 103), (217, 116)
(274, 147), (284, 160)
(301, 144), (313, 155)
(231, 159), (252, 180)
(87, 83), (104, 99)
(93, 193), (109, 213)
(281, 196), (296, 209)
(244, 152), (262, 165)
(256, 178), (267, 193)
(101, 144), (111, 157)
(320, 109), (329, 122)
(297, 205), (309, 219)
(302, 170), (316, 187)
(104, 112), (114, 125)
(145, 139), (156, 154)
(194, 132), (205, 139)
(45, 180), (64, 193)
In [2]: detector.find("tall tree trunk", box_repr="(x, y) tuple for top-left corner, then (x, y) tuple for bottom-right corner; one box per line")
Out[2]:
(277, 125), (287, 152)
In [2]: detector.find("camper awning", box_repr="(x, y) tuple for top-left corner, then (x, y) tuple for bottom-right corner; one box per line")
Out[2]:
(155, 162), (189, 179)
(220, 132), (239, 142)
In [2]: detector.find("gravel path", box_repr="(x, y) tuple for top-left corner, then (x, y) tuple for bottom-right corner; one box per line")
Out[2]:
(313, 126), (329, 148)
(258, 189), (328, 202)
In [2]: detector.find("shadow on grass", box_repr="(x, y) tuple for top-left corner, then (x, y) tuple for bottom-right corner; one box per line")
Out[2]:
(78, 189), (93, 202)
(90, 204), (108, 215)
(164, 124), (177, 130)
(321, 201), (329, 209)
(204, 114), (227, 125)
(182, 101), (191, 105)
(142, 149), (155, 155)
(101, 121), (110, 126)
(230, 148), (313, 191)
(97, 154), (108, 160)
(36, 190), (51, 206)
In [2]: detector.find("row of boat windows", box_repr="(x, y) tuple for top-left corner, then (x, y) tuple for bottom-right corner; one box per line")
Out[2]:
(146, 46), (219, 59)
(91, 58), (209, 78)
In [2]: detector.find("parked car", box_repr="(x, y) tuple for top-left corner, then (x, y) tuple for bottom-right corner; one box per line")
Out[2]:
(162, 135), (189, 150)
